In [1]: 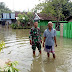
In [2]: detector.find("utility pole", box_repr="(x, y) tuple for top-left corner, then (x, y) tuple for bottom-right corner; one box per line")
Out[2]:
(12, 0), (15, 12)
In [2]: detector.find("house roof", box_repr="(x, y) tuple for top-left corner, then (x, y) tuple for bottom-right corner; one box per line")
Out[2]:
(15, 12), (57, 21)
(37, 13), (57, 21)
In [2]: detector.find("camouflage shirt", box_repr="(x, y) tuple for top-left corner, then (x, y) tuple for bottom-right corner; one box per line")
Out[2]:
(29, 27), (42, 45)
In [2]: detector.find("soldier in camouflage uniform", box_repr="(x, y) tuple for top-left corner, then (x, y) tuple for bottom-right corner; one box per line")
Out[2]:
(29, 22), (42, 55)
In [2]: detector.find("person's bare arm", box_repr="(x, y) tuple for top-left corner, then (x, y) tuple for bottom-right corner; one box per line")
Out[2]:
(43, 37), (46, 47)
(54, 36), (57, 47)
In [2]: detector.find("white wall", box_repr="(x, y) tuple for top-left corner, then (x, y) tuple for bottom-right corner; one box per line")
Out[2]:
(6, 20), (12, 24)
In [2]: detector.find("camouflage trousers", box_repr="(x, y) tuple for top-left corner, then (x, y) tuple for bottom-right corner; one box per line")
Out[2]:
(32, 42), (41, 51)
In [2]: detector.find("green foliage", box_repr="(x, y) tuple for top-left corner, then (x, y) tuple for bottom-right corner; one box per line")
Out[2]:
(62, 2), (72, 17)
(11, 23), (23, 29)
(11, 12), (33, 29)
(0, 2), (11, 13)
(18, 14), (25, 23)
(17, 25), (23, 29)
(11, 23), (32, 29)
(27, 12), (33, 18)
(33, 0), (72, 20)
(4, 61), (19, 72)
(0, 41), (5, 52)
(23, 13), (29, 23)
(0, 67), (1, 71)
(33, 3), (46, 11)
(27, 12), (33, 22)
(18, 13), (29, 24)
(0, 42), (19, 72)
(11, 23), (18, 29)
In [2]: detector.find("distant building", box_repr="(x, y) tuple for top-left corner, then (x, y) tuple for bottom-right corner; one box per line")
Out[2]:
(0, 13), (16, 25)
(15, 12), (57, 21)
(34, 13), (57, 21)
(34, 13), (40, 22)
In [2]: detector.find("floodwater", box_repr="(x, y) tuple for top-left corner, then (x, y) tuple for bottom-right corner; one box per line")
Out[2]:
(0, 25), (72, 72)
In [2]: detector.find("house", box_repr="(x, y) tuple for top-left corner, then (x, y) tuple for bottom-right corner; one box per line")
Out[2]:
(34, 13), (57, 32)
(34, 13), (72, 38)
(0, 13), (15, 25)
(34, 13), (57, 21)
(37, 13), (57, 21)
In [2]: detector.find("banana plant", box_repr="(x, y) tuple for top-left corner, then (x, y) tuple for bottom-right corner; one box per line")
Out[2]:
(0, 41), (5, 52)
(4, 60), (19, 72)
(0, 41), (19, 72)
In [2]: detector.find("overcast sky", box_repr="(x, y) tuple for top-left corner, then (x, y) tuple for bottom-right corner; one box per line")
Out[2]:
(0, 0), (72, 12)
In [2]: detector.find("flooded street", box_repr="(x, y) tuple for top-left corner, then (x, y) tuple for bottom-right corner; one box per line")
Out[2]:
(0, 25), (72, 72)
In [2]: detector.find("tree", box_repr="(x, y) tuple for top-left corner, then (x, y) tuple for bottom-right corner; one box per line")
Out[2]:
(27, 12), (34, 23)
(33, 0), (72, 30)
(33, 0), (72, 20)
(0, 2), (11, 14)
(23, 13), (29, 24)
(62, 1), (72, 18)
(18, 13), (29, 26)
(18, 14), (25, 24)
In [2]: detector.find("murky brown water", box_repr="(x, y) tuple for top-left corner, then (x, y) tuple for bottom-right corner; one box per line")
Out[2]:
(0, 25), (72, 72)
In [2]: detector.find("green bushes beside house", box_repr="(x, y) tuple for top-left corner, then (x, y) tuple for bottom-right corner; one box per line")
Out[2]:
(11, 23), (18, 29)
(11, 23), (32, 29)
(11, 12), (33, 29)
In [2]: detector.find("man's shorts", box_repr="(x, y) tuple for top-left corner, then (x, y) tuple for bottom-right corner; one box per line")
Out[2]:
(32, 42), (41, 51)
(44, 45), (55, 54)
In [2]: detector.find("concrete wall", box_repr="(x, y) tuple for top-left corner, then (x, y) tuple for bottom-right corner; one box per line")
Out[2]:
(60, 23), (63, 36)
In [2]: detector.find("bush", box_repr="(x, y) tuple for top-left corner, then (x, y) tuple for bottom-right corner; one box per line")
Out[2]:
(0, 60), (19, 72)
(4, 60), (19, 72)
(17, 25), (23, 29)
(11, 23), (32, 29)
(11, 23), (18, 29)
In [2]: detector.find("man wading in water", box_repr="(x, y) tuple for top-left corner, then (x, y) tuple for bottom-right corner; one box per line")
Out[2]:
(29, 22), (42, 56)
(43, 22), (57, 58)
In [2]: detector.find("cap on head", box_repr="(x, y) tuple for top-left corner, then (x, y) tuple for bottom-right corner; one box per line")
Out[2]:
(48, 21), (53, 28)
(48, 21), (52, 25)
